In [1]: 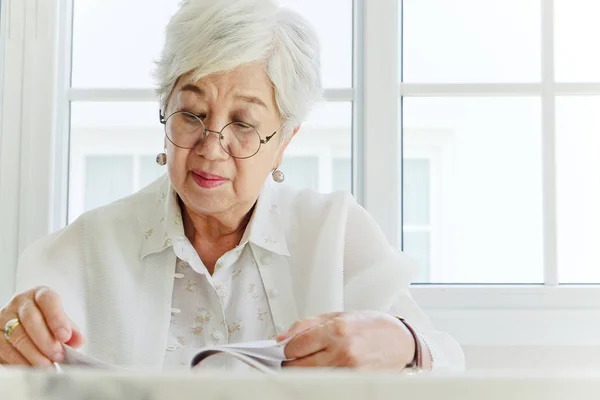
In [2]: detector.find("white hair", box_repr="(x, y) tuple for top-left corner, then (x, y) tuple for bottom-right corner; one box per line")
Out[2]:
(154, 0), (323, 140)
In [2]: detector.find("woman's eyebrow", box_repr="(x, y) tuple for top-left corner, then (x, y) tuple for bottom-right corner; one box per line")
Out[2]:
(235, 94), (268, 110)
(180, 84), (206, 96)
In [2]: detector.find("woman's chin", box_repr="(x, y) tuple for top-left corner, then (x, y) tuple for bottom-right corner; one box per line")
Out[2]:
(184, 188), (232, 214)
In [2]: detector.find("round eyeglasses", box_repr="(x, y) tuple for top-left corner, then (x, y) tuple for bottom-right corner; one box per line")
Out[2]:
(159, 111), (280, 159)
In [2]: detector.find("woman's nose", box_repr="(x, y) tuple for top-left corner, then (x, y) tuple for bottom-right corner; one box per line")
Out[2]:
(195, 128), (228, 159)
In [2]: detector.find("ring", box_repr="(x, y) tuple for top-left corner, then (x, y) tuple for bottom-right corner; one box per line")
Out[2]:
(3, 318), (21, 342)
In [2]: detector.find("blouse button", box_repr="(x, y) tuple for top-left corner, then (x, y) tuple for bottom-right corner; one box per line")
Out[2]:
(216, 286), (228, 298)
(170, 308), (181, 314)
(174, 273), (184, 279)
(166, 345), (177, 351)
(212, 330), (224, 341)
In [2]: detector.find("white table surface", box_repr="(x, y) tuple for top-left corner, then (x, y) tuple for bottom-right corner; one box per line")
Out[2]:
(1, 368), (599, 400)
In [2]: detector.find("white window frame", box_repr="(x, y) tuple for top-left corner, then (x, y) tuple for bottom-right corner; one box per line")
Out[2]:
(2, 0), (600, 353)
(0, 0), (61, 303)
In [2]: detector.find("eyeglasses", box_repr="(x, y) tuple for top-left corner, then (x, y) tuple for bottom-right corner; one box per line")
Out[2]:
(159, 110), (280, 159)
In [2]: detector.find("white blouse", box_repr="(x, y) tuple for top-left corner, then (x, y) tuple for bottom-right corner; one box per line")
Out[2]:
(164, 245), (276, 370)
(14, 174), (465, 371)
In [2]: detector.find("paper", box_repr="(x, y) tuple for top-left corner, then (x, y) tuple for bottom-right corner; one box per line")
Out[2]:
(56, 337), (295, 373)
(189, 337), (295, 372)
(62, 345), (116, 369)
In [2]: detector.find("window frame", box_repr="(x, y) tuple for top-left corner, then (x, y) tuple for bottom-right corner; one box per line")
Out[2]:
(0, 0), (62, 304)
(2, 0), (600, 349)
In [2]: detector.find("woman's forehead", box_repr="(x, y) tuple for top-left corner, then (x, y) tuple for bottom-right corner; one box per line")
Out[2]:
(181, 65), (273, 100)
(177, 82), (270, 110)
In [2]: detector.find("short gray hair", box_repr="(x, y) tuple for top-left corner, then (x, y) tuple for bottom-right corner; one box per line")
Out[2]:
(154, 0), (323, 140)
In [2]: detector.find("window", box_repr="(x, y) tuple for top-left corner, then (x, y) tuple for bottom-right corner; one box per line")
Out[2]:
(555, 97), (600, 283)
(402, 98), (543, 283)
(403, 158), (433, 282)
(554, 0), (600, 82)
(400, 0), (600, 285)
(84, 156), (133, 211)
(402, 0), (540, 83)
(68, 102), (165, 222)
(281, 102), (353, 194)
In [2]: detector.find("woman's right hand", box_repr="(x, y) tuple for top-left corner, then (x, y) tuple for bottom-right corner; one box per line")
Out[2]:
(0, 286), (84, 367)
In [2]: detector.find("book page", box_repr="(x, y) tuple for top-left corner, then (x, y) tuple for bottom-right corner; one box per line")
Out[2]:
(190, 337), (295, 370)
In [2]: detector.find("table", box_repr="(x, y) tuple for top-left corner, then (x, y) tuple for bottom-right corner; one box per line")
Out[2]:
(1, 368), (599, 399)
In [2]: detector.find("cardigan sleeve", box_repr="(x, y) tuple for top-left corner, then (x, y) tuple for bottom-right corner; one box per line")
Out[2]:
(342, 201), (465, 372)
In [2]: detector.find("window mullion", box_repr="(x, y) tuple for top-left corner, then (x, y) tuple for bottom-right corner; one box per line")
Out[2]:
(541, 0), (558, 286)
(52, 0), (74, 231)
(361, 0), (400, 245)
(17, 0), (61, 252)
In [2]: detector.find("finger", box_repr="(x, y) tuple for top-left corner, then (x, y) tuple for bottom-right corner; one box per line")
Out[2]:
(284, 322), (332, 359)
(4, 320), (53, 367)
(65, 317), (85, 348)
(0, 338), (30, 366)
(33, 287), (72, 343)
(18, 301), (64, 362)
(283, 350), (333, 368)
(277, 312), (342, 341)
(277, 319), (319, 342)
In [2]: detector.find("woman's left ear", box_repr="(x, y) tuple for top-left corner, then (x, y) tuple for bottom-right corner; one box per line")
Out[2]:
(273, 125), (300, 168)
(290, 125), (301, 138)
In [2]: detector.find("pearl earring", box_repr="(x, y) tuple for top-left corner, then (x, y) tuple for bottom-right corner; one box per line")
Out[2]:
(155, 152), (167, 166)
(272, 169), (285, 183)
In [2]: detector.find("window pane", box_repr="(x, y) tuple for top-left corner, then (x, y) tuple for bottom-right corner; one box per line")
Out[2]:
(284, 102), (352, 192)
(403, 159), (430, 225)
(403, 98), (543, 283)
(404, 232), (431, 282)
(555, 0), (600, 82)
(84, 156), (133, 211)
(69, 102), (164, 223)
(72, 0), (179, 88)
(401, 0), (540, 83)
(139, 155), (166, 189)
(332, 158), (352, 193)
(280, 156), (319, 192)
(556, 97), (600, 283)
(72, 0), (351, 88)
(278, 0), (352, 88)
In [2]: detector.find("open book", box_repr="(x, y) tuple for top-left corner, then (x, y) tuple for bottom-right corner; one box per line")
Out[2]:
(58, 337), (294, 373)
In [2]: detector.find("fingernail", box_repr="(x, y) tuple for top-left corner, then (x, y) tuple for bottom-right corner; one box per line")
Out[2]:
(52, 352), (64, 363)
(55, 328), (70, 342)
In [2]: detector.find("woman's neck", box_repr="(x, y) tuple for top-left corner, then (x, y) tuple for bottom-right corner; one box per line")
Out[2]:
(179, 198), (254, 273)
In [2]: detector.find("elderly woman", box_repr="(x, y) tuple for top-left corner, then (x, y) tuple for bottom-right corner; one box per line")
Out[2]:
(0, 0), (463, 371)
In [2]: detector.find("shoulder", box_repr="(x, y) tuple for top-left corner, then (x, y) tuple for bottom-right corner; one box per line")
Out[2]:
(272, 183), (356, 219)
(19, 175), (167, 265)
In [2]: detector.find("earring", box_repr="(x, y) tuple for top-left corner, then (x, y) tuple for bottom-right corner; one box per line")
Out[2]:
(272, 169), (285, 183)
(155, 152), (167, 166)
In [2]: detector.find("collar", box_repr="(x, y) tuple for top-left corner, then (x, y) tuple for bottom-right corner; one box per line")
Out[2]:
(240, 178), (291, 256)
(140, 176), (290, 259)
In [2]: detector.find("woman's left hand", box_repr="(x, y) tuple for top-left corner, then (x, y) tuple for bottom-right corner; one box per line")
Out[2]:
(277, 311), (416, 370)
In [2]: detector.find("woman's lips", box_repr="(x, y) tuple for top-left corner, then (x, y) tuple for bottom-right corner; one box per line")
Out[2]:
(191, 170), (227, 189)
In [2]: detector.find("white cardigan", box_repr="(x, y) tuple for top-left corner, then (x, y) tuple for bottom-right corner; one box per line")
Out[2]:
(15, 175), (464, 371)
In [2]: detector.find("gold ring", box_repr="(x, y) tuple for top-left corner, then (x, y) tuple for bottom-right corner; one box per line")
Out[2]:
(3, 318), (21, 342)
